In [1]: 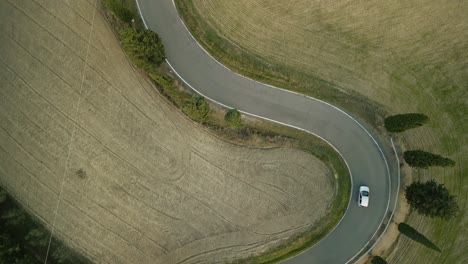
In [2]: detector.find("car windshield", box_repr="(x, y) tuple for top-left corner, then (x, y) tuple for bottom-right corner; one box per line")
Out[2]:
(362, 191), (369, 196)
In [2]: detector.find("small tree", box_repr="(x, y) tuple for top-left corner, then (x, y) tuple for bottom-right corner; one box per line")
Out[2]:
(404, 150), (455, 168)
(398, 223), (441, 251)
(224, 109), (242, 127)
(371, 256), (388, 264)
(120, 28), (165, 70)
(182, 96), (210, 122)
(405, 180), (458, 219)
(384, 113), (429, 132)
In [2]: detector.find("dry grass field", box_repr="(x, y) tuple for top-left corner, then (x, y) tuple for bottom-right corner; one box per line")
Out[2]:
(0, 0), (338, 263)
(177, 0), (467, 263)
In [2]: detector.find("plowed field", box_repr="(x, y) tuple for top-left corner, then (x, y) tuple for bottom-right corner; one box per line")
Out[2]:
(0, 0), (335, 263)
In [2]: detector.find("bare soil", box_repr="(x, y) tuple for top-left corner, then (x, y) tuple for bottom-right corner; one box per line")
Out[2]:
(0, 0), (335, 263)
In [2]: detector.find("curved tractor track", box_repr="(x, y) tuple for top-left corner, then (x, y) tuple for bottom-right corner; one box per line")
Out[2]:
(137, 0), (399, 263)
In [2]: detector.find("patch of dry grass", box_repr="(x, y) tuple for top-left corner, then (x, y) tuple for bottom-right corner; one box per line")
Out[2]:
(176, 0), (467, 263)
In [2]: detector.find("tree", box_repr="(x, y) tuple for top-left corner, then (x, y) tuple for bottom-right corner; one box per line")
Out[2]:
(25, 229), (48, 248)
(1, 209), (27, 227)
(182, 96), (210, 122)
(404, 150), (455, 168)
(384, 113), (429, 132)
(119, 28), (165, 70)
(398, 223), (441, 251)
(224, 109), (242, 127)
(371, 256), (388, 264)
(0, 188), (7, 204)
(405, 180), (458, 219)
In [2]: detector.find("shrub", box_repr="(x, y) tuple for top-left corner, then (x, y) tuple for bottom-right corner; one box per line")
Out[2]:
(149, 72), (174, 89)
(405, 180), (458, 219)
(103, 0), (134, 24)
(224, 109), (242, 127)
(398, 223), (441, 251)
(149, 72), (192, 107)
(371, 256), (388, 264)
(403, 150), (455, 168)
(182, 96), (210, 122)
(384, 113), (429, 132)
(120, 28), (165, 71)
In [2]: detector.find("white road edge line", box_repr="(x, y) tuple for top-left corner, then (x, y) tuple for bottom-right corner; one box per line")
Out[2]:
(136, 1), (396, 263)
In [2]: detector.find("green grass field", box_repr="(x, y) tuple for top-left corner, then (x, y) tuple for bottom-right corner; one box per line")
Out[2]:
(176, 0), (467, 263)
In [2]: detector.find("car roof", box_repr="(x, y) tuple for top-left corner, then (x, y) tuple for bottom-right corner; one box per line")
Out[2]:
(359, 186), (369, 192)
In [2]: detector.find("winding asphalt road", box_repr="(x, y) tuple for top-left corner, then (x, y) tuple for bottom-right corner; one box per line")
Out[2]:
(137, 0), (397, 263)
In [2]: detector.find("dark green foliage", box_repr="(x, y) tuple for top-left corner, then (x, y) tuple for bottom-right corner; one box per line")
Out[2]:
(149, 72), (174, 89)
(384, 113), (429, 132)
(183, 96), (210, 122)
(405, 180), (459, 219)
(103, 0), (134, 24)
(0, 186), (90, 264)
(225, 109), (242, 127)
(404, 150), (455, 168)
(120, 28), (166, 71)
(25, 229), (48, 248)
(398, 223), (441, 251)
(371, 256), (388, 264)
(149, 73), (191, 107)
(0, 188), (7, 204)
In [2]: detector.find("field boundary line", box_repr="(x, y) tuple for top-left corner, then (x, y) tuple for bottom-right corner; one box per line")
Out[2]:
(44, 1), (98, 263)
(135, 1), (395, 262)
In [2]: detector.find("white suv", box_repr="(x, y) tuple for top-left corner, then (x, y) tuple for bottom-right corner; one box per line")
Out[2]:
(359, 186), (370, 207)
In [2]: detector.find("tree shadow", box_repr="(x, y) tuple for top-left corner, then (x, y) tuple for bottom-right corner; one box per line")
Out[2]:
(398, 223), (441, 252)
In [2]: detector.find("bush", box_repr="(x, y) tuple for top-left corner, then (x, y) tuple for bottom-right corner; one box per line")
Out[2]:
(149, 72), (192, 107)
(182, 96), (210, 122)
(398, 223), (441, 251)
(405, 180), (458, 219)
(224, 109), (242, 127)
(403, 150), (455, 168)
(371, 256), (388, 264)
(103, 0), (134, 24)
(120, 28), (165, 71)
(384, 113), (429, 132)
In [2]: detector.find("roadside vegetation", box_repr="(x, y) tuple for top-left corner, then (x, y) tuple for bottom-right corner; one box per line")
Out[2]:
(224, 109), (242, 127)
(174, 1), (466, 263)
(0, 187), (89, 264)
(120, 28), (165, 70)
